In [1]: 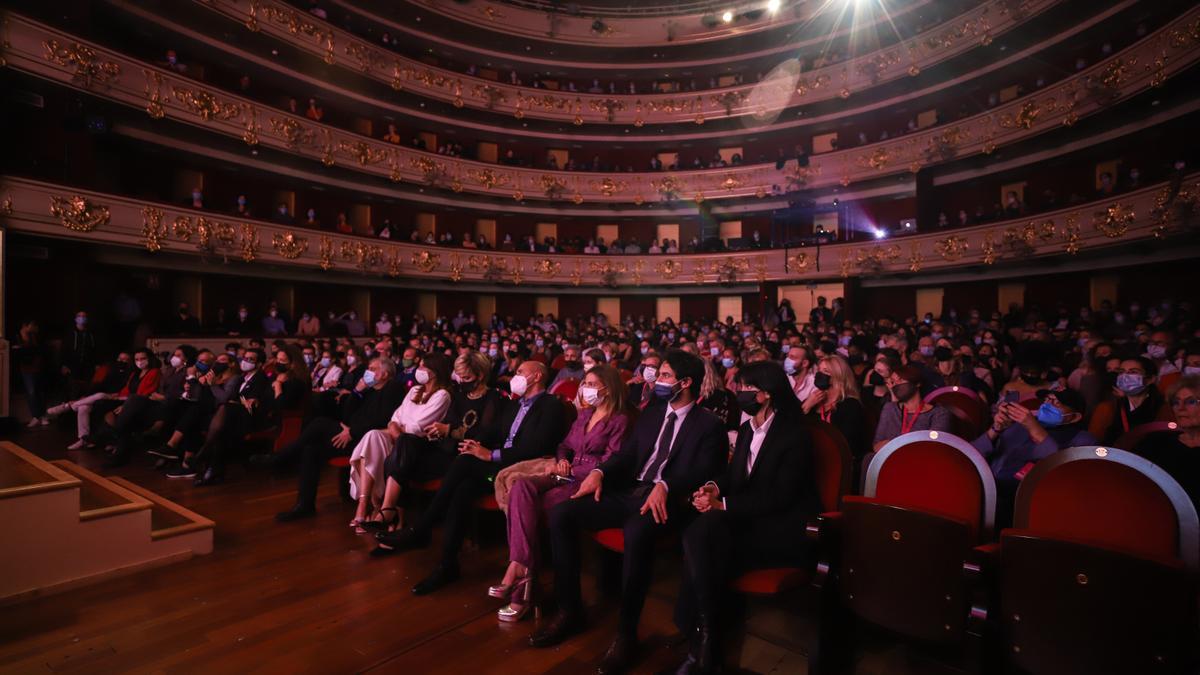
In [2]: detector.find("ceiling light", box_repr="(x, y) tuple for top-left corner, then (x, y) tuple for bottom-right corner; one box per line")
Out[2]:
(722, 10), (734, 22)
(767, 0), (781, 12)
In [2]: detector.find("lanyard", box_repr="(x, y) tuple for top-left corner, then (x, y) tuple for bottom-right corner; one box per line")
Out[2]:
(900, 405), (921, 434)
(1119, 404), (1130, 433)
(819, 406), (833, 423)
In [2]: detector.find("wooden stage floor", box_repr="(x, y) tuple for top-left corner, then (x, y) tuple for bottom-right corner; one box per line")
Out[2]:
(0, 425), (963, 675)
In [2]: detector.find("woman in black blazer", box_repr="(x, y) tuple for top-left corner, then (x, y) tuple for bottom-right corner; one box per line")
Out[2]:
(671, 361), (819, 672)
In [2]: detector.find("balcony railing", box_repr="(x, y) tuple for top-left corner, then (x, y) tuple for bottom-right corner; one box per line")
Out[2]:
(189, 0), (1059, 125)
(3, 174), (1195, 288)
(5, 9), (1197, 208)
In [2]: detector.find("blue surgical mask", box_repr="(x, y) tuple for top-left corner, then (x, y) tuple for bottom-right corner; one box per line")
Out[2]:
(781, 344), (791, 354)
(1116, 373), (1145, 395)
(195, 361), (211, 374)
(1036, 402), (1064, 427)
(721, 357), (735, 369)
(361, 369), (377, 387)
(653, 381), (679, 402)
(783, 359), (797, 375)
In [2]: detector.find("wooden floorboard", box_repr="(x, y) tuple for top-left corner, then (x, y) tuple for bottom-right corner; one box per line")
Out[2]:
(0, 424), (960, 675)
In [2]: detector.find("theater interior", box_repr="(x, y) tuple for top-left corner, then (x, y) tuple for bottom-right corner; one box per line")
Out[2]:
(1, 0), (1199, 672)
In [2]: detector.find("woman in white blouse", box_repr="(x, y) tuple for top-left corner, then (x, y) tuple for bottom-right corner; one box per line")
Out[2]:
(311, 348), (343, 392)
(348, 353), (452, 532)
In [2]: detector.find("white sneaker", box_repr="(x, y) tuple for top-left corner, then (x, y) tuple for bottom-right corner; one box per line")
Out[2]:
(67, 439), (87, 451)
(38, 417), (50, 426)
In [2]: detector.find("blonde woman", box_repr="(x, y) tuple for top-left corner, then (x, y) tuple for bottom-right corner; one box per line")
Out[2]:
(804, 355), (870, 461)
(697, 356), (739, 431)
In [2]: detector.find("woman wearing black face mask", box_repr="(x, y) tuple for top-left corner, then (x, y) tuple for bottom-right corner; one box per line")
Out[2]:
(872, 365), (952, 453)
(998, 360), (1050, 402)
(804, 356), (870, 466)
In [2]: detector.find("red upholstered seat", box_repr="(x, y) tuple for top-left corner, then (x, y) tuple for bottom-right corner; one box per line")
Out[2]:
(476, 494), (500, 510)
(619, 369), (634, 383)
(327, 456), (350, 468)
(414, 479), (443, 492)
(593, 528), (625, 553)
(550, 378), (580, 403)
(925, 386), (988, 440)
(243, 426), (278, 444)
(975, 446), (1200, 675)
(732, 567), (812, 595)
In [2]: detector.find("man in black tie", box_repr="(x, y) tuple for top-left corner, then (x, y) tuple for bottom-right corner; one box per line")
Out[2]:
(530, 350), (727, 675)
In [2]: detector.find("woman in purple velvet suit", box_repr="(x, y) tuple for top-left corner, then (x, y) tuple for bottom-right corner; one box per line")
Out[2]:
(489, 364), (631, 622)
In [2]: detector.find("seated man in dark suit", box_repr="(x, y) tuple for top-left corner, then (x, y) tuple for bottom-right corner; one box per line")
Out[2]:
(672, 361), (819, 673)
(193, 348), (275, 486)
(529, 350), (727, 675)
(272, 357), (407, 521)
(373, 361), (567, 595)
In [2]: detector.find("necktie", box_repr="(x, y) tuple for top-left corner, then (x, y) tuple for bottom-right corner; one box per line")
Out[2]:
(640, 411), (677, 483)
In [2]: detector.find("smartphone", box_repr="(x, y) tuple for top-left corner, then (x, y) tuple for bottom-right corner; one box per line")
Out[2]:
(1004, 391), (1020, 404)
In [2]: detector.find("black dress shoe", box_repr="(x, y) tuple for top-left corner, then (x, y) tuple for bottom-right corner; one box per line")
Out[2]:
(528, 609), (584, 648)
(596, 634), (638, 675)
(690, 616), (719, 675)
(193, 467), (224, 486)
(411, 564), (461, 596)
(275, 504), (316, 522)
(374, 526), (430, 551)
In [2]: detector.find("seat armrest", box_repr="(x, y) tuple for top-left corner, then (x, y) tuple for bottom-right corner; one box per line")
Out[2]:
(811, 511), (843, 590)
(964, 543), (1000, 638)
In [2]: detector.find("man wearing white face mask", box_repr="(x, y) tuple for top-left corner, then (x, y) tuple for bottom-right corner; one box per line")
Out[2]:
(628, 353), (662, 410)
(190, 348), (275, 485)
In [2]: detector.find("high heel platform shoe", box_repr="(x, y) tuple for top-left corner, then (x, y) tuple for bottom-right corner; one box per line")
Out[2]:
(497, 576), (537, 623)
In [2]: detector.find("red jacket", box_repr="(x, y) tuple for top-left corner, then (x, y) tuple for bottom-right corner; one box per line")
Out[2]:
(118, 368), (161, 398)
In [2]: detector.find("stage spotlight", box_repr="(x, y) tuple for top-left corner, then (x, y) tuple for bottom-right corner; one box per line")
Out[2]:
(767, 0), (781, 12)
(873, 228), (887, 239)
(722, 10), (734, 22)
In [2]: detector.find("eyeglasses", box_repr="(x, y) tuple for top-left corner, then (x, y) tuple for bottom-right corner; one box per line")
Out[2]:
(1170, 397), (1199, 408)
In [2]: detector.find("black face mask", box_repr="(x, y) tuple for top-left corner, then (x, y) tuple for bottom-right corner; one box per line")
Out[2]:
(891, 382), (918, 402)
(868, 371), (886, 387)
(736, 390), (764, 416)
(506, 350), (519, 359)
(813, 372), (832, 391)
(212, 362), (230, 375)
(456, 380), (476, 395)
(564, 360), (581, 370)
(1020, 373), (1043, 385)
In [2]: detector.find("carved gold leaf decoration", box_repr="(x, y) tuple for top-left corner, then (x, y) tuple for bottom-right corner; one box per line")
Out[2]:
(933, 235), (970, 261)
(411, 250), (441, 272)
(42, 39), (120, 88)
(171, 86), (242, 121)
(272, 231), (309, 259)
(49, 195), (109, 232)
(1093, 202), (1135, 238)
(141, 206), (167, 252)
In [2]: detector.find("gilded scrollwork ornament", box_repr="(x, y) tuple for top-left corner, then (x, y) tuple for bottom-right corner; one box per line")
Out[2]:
(42, 40), (120, 88)
(271, 231), (309, 259)
(141, 206), (167, 252)
(49, 195), (109, 232)
(1092, 202), (1135, 238)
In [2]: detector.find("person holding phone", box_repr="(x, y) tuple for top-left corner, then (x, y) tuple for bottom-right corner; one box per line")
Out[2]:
(972, 389), (1095, 529)
(489, 365), (630, 623)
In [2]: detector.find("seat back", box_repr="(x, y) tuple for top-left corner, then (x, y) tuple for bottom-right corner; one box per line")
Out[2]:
(802, 418), (853, 513)
(865, 431), (997, 543)
(997, 533), (1197, 675)
(549, 377), (580, 403)
(1113, 421), (1180, 458)
(1014, 445), (1200, 570)
(273, 410), (305, 453)
(924, 386), (988, 440)
(839, 500), (973, 643)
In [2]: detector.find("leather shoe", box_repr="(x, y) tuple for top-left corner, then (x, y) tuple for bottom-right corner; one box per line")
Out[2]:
(690, 616), (718, 674)
(596, 634), (638, 675)
(528, 609), (584, 648)
(193, 467), (224, 487)
(275, 504), (316, 522)
(411, 564), (460, 596)
(375, 526), (430, 551)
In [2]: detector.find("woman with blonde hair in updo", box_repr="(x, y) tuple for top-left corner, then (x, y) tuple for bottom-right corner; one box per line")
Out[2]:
(804, 354), (870, 463)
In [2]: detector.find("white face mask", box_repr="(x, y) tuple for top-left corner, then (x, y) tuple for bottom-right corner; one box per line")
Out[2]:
(345, 355), (357, 366)
(583, 361), (596, 372)
(414, 368), (430, 385)
(642, 367), (657, 383)
(579, 386), (601, 406)
(170, 356), (184, 368)
(240, 360), (256, 372)
(509, 374), (529, 397)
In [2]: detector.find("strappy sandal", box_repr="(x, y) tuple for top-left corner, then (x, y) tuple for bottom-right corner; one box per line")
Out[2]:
(358, 507), (398, 534)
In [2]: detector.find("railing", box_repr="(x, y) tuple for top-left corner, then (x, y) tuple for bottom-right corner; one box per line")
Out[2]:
(189, 0), (1060, 125)
(344, 0), (932, 49)
(4, 9), (1197, 206)
(3, 174), (1196, 287)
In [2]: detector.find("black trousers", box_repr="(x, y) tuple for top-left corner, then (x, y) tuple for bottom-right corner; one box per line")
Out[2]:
(674, 509), (813, 634)
(276, 416), (346, 508)
(110, 396), (159, 457)
(383, 434), (453, 488)
(199, 404), (257, 476)
(548, 484), (688, 639)
(411, 453), (496, 567)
